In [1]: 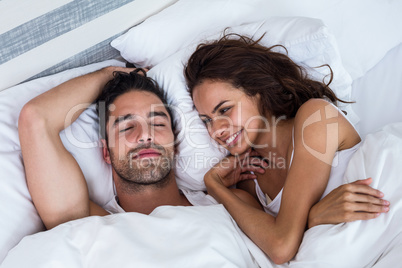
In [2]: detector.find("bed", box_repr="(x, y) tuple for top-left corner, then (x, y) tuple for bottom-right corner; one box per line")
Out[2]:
(1, 0), (402, 267)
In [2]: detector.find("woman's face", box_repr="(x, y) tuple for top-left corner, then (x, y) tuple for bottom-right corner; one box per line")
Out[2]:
(192, 80), (268, 155)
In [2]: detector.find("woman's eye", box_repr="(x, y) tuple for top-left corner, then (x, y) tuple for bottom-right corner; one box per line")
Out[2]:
(152, 124), (165, 127)
(219, 107), (231, 114)
(202, 118), (212, 125)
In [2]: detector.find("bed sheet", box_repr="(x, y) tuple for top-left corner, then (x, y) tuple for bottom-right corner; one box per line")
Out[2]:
(351, 42), (402, 138)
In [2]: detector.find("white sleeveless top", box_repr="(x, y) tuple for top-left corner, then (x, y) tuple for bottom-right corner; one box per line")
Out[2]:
(254, 119), (361, 216)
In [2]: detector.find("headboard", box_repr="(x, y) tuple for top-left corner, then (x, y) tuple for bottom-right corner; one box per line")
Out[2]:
(0, 0), (177, 92)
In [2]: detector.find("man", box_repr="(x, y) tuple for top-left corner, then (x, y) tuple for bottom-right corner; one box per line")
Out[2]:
(19, 66), (224, 230)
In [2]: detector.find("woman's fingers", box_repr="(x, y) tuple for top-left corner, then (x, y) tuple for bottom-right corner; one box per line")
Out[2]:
(338, 183), (390, 218)
(343, 200), (390, 213)
(239, 173), (258, 181)
(240, 164), (265, 175)
(341, 183), (385, 198)
(248, 156), (270, 168)
(342, 190), (389, 206)
(240, 156), (269, 171)
(339, 183), (390, 212)
(207, 151), (263, 187)
(351, 177), (372, 185)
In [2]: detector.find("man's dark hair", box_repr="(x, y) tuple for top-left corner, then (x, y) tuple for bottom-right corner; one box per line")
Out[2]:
(96, 68), (175, 141)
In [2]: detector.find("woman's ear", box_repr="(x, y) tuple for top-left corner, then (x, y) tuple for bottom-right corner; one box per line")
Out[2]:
(101, 139), (111, 164)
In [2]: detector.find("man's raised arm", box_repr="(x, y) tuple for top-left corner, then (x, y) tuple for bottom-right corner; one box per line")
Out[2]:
(19, 66), (134, 229)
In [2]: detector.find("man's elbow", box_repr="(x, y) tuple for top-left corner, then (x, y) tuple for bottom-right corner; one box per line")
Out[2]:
(19, 102), (46, 132)
(42, 205), (91, 230)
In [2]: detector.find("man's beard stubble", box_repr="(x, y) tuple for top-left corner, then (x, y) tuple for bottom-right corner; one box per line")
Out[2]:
(108, 143), (174, 193)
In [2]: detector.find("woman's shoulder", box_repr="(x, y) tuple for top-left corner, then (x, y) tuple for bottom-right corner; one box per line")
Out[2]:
(293, 98), (360, 151)
(294, 98), (351, 126)
(293, 99), (339, 132)
(295, 98), (335, 117)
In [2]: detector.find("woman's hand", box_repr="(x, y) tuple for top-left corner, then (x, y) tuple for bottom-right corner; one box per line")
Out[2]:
(204, 150), (268, 189)
(308, 178), (390, 228)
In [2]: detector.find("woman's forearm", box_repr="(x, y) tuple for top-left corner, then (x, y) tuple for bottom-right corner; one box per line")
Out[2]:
(205, 175), (301, 264)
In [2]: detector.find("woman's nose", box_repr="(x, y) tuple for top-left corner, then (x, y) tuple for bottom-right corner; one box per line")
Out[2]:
(211, 117), (229, 139)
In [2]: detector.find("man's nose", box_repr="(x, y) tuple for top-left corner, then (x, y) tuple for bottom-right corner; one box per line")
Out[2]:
(137, 123), (153, 143)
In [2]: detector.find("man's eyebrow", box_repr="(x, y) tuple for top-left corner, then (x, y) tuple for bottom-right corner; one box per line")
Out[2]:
(112, 114), (134, 127)
(149, 111), (169, 119)
(112, 111), (168, 127)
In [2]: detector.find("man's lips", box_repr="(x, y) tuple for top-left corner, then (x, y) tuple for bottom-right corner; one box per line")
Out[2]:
(132, 149), (162, 159)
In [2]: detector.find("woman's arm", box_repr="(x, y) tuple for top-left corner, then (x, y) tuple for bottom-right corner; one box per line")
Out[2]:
(19, 66), (134, 229)
(205, 99), (358, 264)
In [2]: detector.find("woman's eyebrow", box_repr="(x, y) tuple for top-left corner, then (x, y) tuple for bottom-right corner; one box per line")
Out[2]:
(212, 100), (229, 114)
(198, 100), (229, 118)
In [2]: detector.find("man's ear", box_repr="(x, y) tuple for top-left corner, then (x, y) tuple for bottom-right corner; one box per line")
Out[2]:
(101, 139), (111, 164)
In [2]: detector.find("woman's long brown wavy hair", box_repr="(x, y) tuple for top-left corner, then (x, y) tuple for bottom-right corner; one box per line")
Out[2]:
(184, 33), (349, 119)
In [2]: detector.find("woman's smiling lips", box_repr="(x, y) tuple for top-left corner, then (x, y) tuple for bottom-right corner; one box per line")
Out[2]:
(224, 130), (242, 147)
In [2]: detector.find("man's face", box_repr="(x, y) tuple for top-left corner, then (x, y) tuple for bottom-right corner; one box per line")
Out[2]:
(102, 90), (175, 186)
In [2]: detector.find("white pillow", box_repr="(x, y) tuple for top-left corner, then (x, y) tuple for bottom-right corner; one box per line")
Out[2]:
(146, 17), (356, 191)
(112, 0), (402, 80)
(0, 59), (122, 263)
(111, 0), (360, 117)
(111, 0), (275, 68)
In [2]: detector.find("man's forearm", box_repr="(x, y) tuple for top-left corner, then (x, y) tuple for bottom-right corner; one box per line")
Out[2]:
(18, 66), (134, 228)
(27, 66), (131, 132)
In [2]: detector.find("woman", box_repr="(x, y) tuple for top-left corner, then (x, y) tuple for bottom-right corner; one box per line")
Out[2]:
(184, 34), (390, 264)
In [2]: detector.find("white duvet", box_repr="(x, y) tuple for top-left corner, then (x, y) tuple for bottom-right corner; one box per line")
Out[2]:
(2, 123), (402, 268)
(0, 205), (269, 268)
(291, 122), (402, 268)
